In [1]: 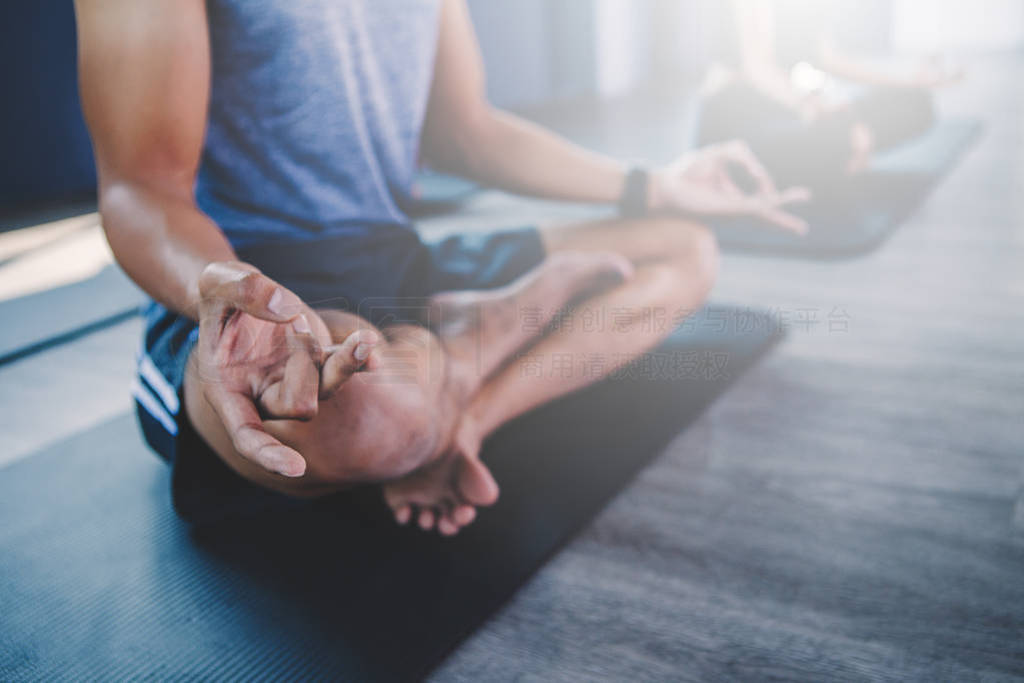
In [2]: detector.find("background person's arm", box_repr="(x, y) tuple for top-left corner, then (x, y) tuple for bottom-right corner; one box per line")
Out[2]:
(421, 0), (809, 232)
(75, 0), (340, 478)
(730, 0), (808, 113)
(420, 0), (625, 205)
(816, 37), (964, 89)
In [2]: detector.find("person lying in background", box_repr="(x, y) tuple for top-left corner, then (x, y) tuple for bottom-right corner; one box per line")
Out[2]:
(697, 0), (963, 190)
(75, 0), (808, 535)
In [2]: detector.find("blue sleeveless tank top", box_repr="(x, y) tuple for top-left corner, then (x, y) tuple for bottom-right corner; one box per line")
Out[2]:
(195, 0), (442, 248)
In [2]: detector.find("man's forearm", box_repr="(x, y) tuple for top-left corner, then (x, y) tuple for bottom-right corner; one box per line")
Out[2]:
(100, 181), (236, 320)
(432, 107), (628, 205)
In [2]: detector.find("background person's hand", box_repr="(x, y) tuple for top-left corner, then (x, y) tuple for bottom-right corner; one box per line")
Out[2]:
(195, 261), (333, 478)
(649, 141), (811, 234)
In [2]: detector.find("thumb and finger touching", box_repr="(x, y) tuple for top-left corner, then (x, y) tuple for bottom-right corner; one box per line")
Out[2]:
(199, 264), (326, 476)
(714, 142), (811, 234)
(320, 328), (380, 398)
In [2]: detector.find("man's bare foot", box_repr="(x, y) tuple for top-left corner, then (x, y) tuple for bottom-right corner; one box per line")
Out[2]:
(430, 250), (633, 388)
(381, 252), (632, 534)
(382, 415), (497, 536)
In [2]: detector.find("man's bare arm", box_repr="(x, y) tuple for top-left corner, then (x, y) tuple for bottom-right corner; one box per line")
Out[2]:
(421, 0), (808, 232)
(76, 0), (335, 477)
(817, 38), (963, 89)
(75, 0), (235, 320)
(730, 0), (811, 113)
(420, 0), (625, 205)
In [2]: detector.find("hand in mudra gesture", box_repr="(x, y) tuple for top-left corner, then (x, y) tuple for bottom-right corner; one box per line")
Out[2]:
(650, 140), (812, 234)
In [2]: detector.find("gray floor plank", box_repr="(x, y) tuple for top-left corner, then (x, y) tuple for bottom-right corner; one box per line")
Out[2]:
(430, 54), (1024, 681)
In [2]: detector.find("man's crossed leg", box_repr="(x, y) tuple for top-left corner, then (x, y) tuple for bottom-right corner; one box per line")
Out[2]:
(184, 216), (718, 534)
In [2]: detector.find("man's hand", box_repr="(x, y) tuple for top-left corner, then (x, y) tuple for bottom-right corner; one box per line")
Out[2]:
(195, 262), (333, 478)
(649, 141), (811, 235)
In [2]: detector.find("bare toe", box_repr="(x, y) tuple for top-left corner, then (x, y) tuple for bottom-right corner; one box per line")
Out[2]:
(394, 504), (412, 525)
(457, 456), (499, 507)
(438, 517), (458, 536)
(418, 509), (435, 530)
(453, 504), (476, 526)
(382, 484), (413, 521)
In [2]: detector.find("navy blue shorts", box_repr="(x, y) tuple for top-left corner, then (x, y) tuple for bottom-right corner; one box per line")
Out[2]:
(134, 226), (545, 525)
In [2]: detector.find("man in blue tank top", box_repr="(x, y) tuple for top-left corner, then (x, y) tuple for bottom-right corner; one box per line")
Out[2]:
(76, 0), (806, 532)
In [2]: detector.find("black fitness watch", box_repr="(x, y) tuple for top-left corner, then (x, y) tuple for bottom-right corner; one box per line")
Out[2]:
(619, 167), (649, 219)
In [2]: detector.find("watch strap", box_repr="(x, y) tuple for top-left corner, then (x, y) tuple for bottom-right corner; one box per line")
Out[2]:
(619, 167), (649, 218)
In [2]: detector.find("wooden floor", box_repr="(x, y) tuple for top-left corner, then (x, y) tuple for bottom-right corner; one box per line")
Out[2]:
(1, 55), (1021, 680)
(426, 55), (1024, 680)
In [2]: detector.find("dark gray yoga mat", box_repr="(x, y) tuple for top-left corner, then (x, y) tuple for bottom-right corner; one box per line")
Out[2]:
(709, 119), (983, 259)
(0, 305), (782, 681)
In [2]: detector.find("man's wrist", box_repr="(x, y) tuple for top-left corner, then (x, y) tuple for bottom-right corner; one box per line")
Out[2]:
(645, 167), (668, 214)
(190, 259), (257, 321)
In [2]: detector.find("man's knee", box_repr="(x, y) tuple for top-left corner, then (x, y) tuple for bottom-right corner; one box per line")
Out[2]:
(658, 222), (719, 300)
(648, 218), (719, 287)
(686, 224), (720, 294)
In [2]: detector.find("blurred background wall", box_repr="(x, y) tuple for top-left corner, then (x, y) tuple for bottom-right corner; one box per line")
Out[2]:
(0, 2), (96, 214)
(892, 0), (1024, 52)
(3, 0), (1023, 225)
